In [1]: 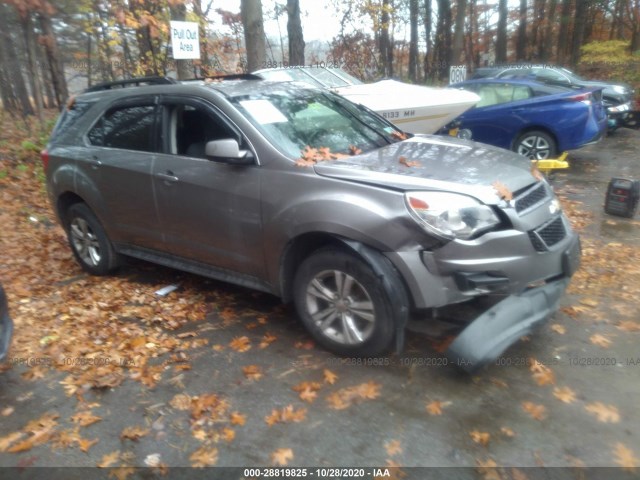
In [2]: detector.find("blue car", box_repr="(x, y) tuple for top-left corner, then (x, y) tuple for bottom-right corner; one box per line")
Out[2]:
(445, 79), (607, 159)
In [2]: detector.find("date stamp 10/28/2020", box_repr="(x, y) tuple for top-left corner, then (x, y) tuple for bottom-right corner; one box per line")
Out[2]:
(315, 356), (640, 369)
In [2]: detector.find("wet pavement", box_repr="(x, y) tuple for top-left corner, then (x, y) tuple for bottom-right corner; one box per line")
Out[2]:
(1, 129), (639, 478)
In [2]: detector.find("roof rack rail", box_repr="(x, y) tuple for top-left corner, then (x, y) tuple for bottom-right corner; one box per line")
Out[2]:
(84, 76), (178, 93)
(186, 73), (263, 82)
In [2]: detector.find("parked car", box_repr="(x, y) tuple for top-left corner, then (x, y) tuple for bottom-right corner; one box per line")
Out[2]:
(255, 66), (480, 134)
(471, 65), (635, 130)
(43, 75), (580, 371)
(0, 283), (13, 362)
(443, 79), (607, 159)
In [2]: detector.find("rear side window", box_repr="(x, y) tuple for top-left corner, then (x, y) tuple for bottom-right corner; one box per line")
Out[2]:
(51, 101), (94, 139)
(88, 105), (156, 152)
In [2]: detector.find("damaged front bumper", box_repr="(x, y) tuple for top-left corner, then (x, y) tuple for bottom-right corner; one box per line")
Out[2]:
(445, 234), (580, 373)
(446, 277), (569, 373)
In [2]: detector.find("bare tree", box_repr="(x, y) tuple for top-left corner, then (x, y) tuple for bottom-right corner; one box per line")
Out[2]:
(241, 0), (266, 72)
(541, 0), (557, 61)
(451, 0), (467, 66)
(495, 0), (508, 63)
(379, 0), (393, 77)
(516, 0), (527, 60)
(570, 0), (588, 66)
(38, 5), (69, 107)
(287, 0), (305, 65)
(408, 0), (419, 81)
(434, 0), (451, 80)
(423, 0), (433, 79)
(557, 0), (573, 64)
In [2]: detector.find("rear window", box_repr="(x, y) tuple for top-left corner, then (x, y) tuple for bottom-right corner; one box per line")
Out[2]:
(50, 101), (95, 139)
(87, 105), (156, 152)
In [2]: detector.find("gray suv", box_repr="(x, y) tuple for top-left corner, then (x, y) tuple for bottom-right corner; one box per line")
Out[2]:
(44, 75), (580, 371)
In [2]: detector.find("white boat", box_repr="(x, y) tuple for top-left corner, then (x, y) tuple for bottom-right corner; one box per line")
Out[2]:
(253, 67), (480, 134)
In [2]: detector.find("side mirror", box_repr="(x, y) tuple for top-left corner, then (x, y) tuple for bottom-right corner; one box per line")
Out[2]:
(205, 139), (254, 165)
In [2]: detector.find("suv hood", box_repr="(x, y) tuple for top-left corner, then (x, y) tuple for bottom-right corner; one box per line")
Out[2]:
(313, 136), (538, 205)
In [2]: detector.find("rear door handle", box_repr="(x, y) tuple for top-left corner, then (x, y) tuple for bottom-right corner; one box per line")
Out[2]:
(156, 171), (179, 183)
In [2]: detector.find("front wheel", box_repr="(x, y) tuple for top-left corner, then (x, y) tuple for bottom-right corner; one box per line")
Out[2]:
(65, 203), (120, 275)
(293, 249), (396, 357)
(514, 130), (557, 160)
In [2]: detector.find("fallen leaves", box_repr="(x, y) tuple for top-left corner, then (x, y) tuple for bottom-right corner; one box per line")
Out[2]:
(552, 386), (577, 404)
(70, 411), (102, 427)
(323, 369), (338, 385)
(242, 365), (263, 380)
(384, 439), (403, 456)
(229, 336), (251, 352)
(425, 400), (451, 416)
(613, 443), (639, 471)
(469, 430), (491, 446)
(584, 402), (620, 423)
(529, 358), (555, 386)
(616, 320), (640, 332)
(97, 450), (120, 468)
(190, 446), (219, 467)
(230, 412), (246, 426)
(492, 181), (513, 201)
(190, 393), (230, 423)
(120, 426), (150, 441)
(326, 381), (381, 410)
(521, 402), (547, 421)
(294, 145), (349, 167)
(398, 156), (421, 167)
(265, 405), (307, 426)
(169, 393), (192, 410)
(550, 324), (566, 334)
(590, 334), (612, 348)
(271, 448), (294, 466)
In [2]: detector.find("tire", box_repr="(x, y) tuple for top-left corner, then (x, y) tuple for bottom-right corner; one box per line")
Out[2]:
(65, 203), (120, 275)
(514, 130), (557, 160)
(293, 248), (396, 357)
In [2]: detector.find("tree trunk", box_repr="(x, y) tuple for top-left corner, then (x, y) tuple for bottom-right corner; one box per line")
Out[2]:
(286, 0), (305, 65)
(38, 9), (68, 107)
(516, 0), (527, 61)
(534, 0), (547, 60)
(379, 0), (393, 77)
(434, 0), (451, 80)
(466, 0), (479, 67)
(541, 0), (557, 61)
(423, 0), (433, 80)
(495, 0), (508, 63)
(130, 0), (158, 76)
(193, 0), (213, 76)
(557, 0), (573, 64)
(451, 0), (467, 66)
(37, 40), (55, 109)
(408, 0), (419, 81)
(20, 10), (44, 125)
(569, 0), (587, 66)
(241, 0), (266, 72)
(0, 35), (19, 112)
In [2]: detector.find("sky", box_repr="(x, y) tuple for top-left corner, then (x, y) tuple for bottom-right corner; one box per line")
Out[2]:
(210, 0), (343, 43)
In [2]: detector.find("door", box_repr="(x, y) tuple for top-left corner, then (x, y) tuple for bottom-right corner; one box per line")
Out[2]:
(84, 99), (163, 250)
(152, 96), (264, 277)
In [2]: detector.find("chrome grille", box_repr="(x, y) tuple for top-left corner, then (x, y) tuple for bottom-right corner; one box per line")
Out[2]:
(528, 216), (566, 252)
(515, 182), (548, 214)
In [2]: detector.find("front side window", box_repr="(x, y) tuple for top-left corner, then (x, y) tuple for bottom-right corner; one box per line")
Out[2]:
(88, 105), (156, 152)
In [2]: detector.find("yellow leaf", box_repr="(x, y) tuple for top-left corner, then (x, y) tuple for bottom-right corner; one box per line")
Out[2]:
(323, 369), (338, 385)
(384, 439), (402, 456)
(616, 320), (640, 332)
(242, 365), (262, 380)
(550, 324), (566, 334)
(492, 181), (513, 201)
(590, 334), (612, 348)
(70, 411), (102, 427)
(78, 437), (98, 452)
(425, 400), (451, 416)
(120, 426), (149, 441)
(500, 427), (515, 437)
(229, 336), (251, 352)
(230, 412), (246, 426)
(613, 442), (639, 471)
(97, 450), (120, 468)
(521, 401), (547, 420)
(299, 386), (318, 403)
(470, 430), (491, 446)
(271, 448), (294, 466)
(190, 446), (218, 467)
(169, 393), (191, 410)
(0, 432), (25, 452)
(552, 386), (576, 404)
(584, 402), (620, 423)
(399, 156), (421, 167)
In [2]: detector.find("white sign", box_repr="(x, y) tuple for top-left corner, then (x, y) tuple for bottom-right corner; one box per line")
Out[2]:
(170, 21), (200, 60)
(449, 65), (467, 85)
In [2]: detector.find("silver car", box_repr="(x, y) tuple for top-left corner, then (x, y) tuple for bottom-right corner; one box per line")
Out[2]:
(43, 76), (580, 371)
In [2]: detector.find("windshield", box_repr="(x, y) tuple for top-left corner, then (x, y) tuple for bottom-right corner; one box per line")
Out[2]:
(231, 87), (406, 159)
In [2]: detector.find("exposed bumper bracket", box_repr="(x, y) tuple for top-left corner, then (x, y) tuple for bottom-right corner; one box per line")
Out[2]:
(446, 277), (569, 373)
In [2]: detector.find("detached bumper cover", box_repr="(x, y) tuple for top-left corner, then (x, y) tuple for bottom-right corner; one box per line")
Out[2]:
(0, 286), (13, 362)
(446, 277), (569, 373)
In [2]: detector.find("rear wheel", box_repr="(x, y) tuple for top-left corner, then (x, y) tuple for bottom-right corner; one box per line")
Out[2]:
(514, 130), (557, 160)
(293, 249), (396, 357)
(65, 203), (120, 275)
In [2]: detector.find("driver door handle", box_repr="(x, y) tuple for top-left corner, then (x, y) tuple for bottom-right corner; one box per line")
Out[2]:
(156, 171), (179, 183)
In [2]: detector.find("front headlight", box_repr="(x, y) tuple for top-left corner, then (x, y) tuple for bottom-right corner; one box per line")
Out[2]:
(405, 191), (500, 240)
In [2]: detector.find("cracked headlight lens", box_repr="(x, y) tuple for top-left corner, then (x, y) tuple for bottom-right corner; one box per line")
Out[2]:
(405, 191), (500, 240)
